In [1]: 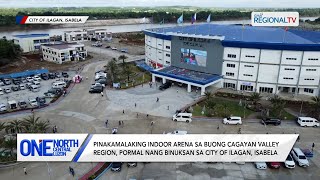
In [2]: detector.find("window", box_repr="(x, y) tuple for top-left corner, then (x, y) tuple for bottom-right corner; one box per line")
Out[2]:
(226, 72), (235, 77)
(308, 58), (319, 61)
(306, 69), (316, 71)
(223, 82), (236, 89)
(165, 46), (170, 49)
(245, 55), (255, 58)
(244, 65), (254, 68)
(284, 68), (295, 71)
(240, 85), (253, 91)
(304, 78), (315, 81)
(227, 63), (235, 68)
(304, 88), (314, 93)
(165, 61), (170, 64)
(243, 74), (253, 77)
(158, 51), (162, 54)
(259, 87), (273, 93)
(286, 58), (297, 60)
(166, 54), (170, 57)
(227, 54), (236, 58)
(283, 77), (294, 80)
(158, 44), (162, 46)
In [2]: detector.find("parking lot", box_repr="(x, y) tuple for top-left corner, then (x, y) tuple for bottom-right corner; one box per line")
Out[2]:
(0, 71), (75, 112)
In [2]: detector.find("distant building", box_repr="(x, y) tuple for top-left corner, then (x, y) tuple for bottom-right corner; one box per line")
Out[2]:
(63, 29), (111, 42)
(41, 43), (87, 64)
(13, 34), (50, 53)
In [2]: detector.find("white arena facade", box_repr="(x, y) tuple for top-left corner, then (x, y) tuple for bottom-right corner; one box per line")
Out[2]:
(143, 24), (320, 96)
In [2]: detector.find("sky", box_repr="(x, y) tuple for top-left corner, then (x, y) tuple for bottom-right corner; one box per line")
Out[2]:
(0, 0), (319, 8)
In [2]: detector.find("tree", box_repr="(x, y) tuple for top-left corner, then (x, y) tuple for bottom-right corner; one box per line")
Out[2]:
(204, 91), (213, 100)
(118, 55), (128, 70)
(3, 137), (16, 156)
(250, 92), (261, 110)
(36, 121), (50, 133)
(270, 95), (286, 118)
(123, 64), (132, 81)
(5, 120), (23, 134)
(0, 122), (5, 133)
(310, 96), (320, 119)
(21, 114), (41, 133)
(106, 58), (118, 83)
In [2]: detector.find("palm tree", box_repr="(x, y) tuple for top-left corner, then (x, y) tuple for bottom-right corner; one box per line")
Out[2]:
(250, 92), (261, 110)
(123, 64), (132, 81)
(270, 95), (286, 118)
(118, 55), (128, 70)
(106, 58), (118, 83)
(0, 122), (6, 133)
(310, 96), (320, 119)
(36, 121), (50, 133)
(5, 120), (23, 134)
(22, 114), (41, 133)
(3, 137), (16, 156)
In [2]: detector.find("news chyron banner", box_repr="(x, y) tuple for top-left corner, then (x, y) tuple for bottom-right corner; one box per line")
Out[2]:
(17, 134), (298, 162)
(251, 12), (299, 26)
(16, 16), (89, 24)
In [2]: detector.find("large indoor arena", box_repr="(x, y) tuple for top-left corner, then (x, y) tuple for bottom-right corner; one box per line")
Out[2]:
(144, 24), (320, 96)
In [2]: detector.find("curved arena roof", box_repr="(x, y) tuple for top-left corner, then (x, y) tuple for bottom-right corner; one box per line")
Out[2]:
(144, 24), (320, 51)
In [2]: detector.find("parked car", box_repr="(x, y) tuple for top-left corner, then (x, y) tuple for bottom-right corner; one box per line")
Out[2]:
(26, 82), (33, 89)
(0, 104), (7, 112)
(284, 154), (295, 169)
(28, 98), (38, 107)
(62, 72), (69, 78)
(0, 81), (4, 86)
(291, 148), (309, 167)
(105, 45), (111, 48)
(20, 77), (27, 83)
(111, 162), (122, 172)
(36, 97), (46, 106)
(120, 48), (128, 53)
(41, 73), (49, 80)
(33, 75), (42, 81)
(159, 82), (172, 90)
(96, 78), (107, 86)
(12, 78), (21, 85)
(54, 72), (61, 78)
(262, 118), (281, 126)
(19, 84), (26, 90)
(302, 149), (313, 158)
(89, 86), (103, 93)
(111, 47), (117, 50)
(127, 162), (137, 167)
(48, 73), (55, 79)
(47, 88), (63, 95)
(172, 113), (192, 123)
(0, 88), (3, 95)
(26, 77), (33, 82)
(18, 100), (28, 109)
(223, 116), (242, 125)
(267, 162), (281, 169)
(4, 87), (11, 93)
(32, 80), (41, 87)
(297, 117), (319, 127)
(254, 162), (267, 169)
(3, 79), (11, 85)
(11, 86), (19, 91)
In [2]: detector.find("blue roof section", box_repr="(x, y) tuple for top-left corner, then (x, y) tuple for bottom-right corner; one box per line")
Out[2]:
(0, 69), (49, 79)
(145, 24), (320, 51)
(153, 66), (222, 85)
(13, 34), (49, 38)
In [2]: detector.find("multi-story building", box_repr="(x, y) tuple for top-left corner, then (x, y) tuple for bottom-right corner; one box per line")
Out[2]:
(41, 43), (87, 64)
(144, 24), (320, 96)
(63, 29), (110, 42)
(13, 34), (50, 53)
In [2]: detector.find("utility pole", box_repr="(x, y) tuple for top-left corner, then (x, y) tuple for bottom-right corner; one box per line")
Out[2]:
(299, 101), (304, 116)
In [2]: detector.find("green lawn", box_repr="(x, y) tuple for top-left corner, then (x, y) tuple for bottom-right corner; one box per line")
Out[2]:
(269, 110), (296, 120)
(119, 64), (151, 88)
(191, 97), (254, 118)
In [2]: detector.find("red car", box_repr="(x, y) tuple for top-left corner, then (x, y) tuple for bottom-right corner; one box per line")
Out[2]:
(267, 162), (281, 169)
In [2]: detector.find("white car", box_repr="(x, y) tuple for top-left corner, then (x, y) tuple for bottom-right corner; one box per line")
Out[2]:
(0, 81), (4, 86)
(172, 113), (192, 123)
(28, 98), (38, 107)
(19, 84), (26, 90)
(26, 77), (33, 82)
(0, 88), (4, 95)
(255, 162), (267, 169)
(4, 87), (11, 93)
(291, 148), (309, 167)
(284, 154), (295, 169)
(33, 76), (42, 81)
(223, 116), (242, 125)
(91, 83), (105, 88)
(111, 47), (117, 50)
(0, 104), (7, 112)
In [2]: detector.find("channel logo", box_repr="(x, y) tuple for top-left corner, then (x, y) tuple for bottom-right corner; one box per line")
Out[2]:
(17, 134), (87, 161)
(251, 12), (299, 27)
